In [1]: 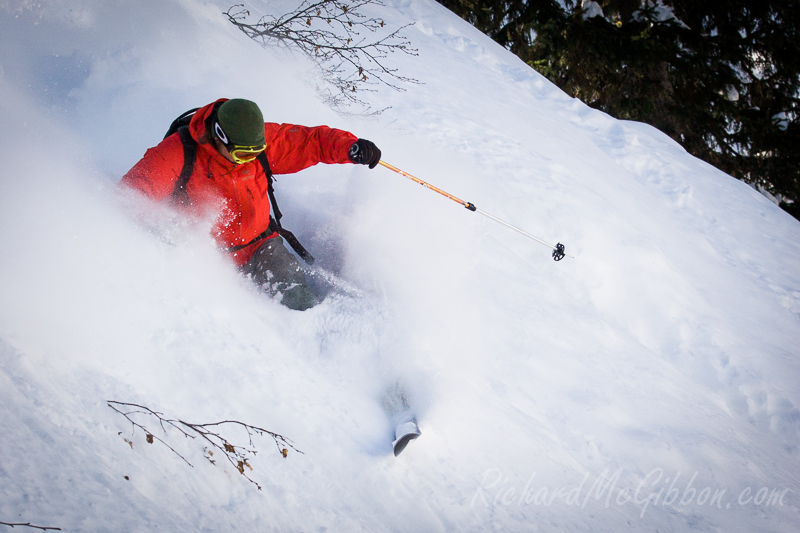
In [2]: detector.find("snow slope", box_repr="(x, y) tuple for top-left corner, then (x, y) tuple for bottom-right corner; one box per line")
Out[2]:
(1, 0), (799, 531)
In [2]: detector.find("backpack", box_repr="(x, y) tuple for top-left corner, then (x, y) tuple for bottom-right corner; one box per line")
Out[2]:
(164, 107), (314, 265)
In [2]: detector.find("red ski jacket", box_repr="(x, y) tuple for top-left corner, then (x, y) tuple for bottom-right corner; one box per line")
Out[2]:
(121, 99), (357, 266)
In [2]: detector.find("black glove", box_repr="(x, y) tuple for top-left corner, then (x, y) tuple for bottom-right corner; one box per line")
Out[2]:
(348, 139), (381, 169)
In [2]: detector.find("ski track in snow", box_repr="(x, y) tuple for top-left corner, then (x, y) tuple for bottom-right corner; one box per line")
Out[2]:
(1, 0), (799, 531)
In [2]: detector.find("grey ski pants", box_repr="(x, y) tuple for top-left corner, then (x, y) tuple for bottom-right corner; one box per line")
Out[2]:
(240, 236), (320, 311)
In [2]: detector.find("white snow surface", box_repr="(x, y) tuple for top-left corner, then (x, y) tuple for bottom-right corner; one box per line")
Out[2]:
(1, 0), (800, 531)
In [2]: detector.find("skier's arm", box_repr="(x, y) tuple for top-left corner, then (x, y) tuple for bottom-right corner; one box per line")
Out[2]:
(119, 134), (185, 200)
(264, 123), (359, 175)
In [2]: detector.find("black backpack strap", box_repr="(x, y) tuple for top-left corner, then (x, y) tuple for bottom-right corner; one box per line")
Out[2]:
(274, 226), (315, 265)
(165, 108), (200, 140)
(258, 153), (283, 223)
(171, 126), (197, 206)
(226, 153), (315, 265)
(167, 105), (222, 205)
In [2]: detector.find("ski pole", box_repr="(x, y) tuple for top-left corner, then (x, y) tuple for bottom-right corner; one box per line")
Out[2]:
(378, 161), (572, 261)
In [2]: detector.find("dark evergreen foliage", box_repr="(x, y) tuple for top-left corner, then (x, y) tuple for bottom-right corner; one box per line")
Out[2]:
(437, 0), (800, 219)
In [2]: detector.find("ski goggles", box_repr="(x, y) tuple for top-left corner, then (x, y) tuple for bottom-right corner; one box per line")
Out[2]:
(214, 121), (266, 164)
(228, 145), (266, 164)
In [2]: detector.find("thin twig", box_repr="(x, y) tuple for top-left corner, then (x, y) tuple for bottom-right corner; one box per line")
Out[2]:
(108, 400), (302, 491)
(0, 523), (61, 531)
(107, 402), (194, 466)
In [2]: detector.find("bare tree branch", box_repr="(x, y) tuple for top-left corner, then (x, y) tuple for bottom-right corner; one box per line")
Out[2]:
(225, 1), (418, 108)
(108, 401), (302, 491)
(0, 522), (61, 531)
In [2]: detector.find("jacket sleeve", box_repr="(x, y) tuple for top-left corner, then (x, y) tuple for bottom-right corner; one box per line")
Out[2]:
(119, 134), (185, 200)
(264, 123), (358, 175)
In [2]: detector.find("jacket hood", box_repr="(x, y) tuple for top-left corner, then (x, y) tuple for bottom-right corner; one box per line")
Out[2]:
(188, 98), (235, 166)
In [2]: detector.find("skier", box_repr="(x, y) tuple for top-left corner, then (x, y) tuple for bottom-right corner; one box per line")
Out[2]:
(120, 98), (381, 311)
(121, 98), (420, 455)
